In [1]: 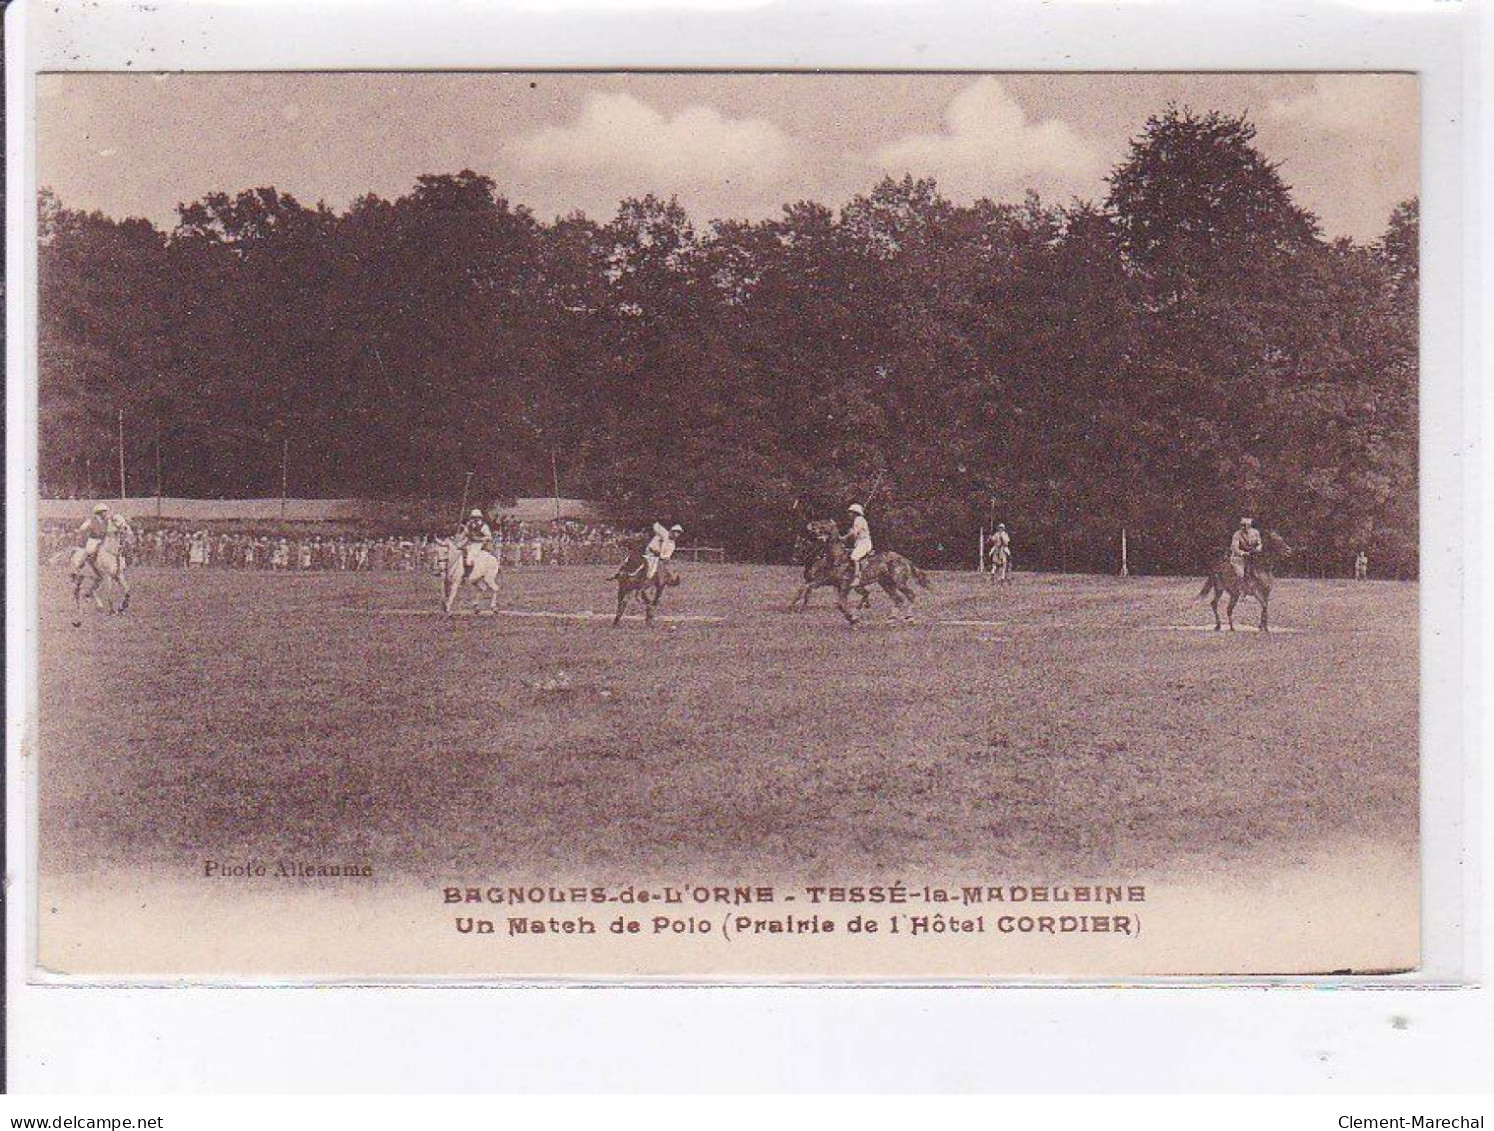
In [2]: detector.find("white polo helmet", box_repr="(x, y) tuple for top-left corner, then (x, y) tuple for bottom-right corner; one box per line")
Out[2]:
(93, 502), (109, 513)
(848, 503), (865, 516)
(470, 509), (483, 519)
(670, 524), (683, 534)
(1240, 517), (1254, 526)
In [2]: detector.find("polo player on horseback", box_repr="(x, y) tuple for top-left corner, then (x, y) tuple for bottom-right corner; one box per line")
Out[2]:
(988, 523), (1011, 581)
(77, 503), (113, 574)
(1229, 517), (1263, 583)
(457, 509), (493, 572)
(844, 504), (872, 589)
(644, 521), (683, 582)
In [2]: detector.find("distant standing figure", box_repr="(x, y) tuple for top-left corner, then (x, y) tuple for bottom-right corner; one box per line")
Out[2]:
(988, 523), (1011, 582)
(1355, 550), (1369, 580)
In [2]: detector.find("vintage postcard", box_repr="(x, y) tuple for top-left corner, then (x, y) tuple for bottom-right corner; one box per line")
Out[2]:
(29, 71), (1420, 979)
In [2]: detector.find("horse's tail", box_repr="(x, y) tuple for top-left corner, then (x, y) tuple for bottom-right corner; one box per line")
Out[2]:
(910, 564), (932, 589)
(1197, 573), (1216, 599)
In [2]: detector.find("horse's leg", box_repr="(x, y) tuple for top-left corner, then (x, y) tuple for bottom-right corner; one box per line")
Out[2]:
(613, 585), (628, 626)
(897, 565), (918, 606)
(1225, 590), (1239, 631)
(443, 569), (459, 614)
(1209, 584), (1222, 631)
(71, 573), (84, 627)
(881, 577), (911, 621)
(117, 570), (131, 612)
(643, 585), (656, 627)
(835, 583), (858, 626)
(1259, 589), (1269, 633)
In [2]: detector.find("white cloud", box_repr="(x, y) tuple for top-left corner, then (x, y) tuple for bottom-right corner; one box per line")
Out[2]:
(1266, 74), (1416, 135)
(871, 77), (1100, 198)
(509, 92), (793, 189)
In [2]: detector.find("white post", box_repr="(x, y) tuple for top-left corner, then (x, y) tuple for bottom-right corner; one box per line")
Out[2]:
(978, 528), (985, 573)
(1120, 528), (1129, 578)
(551, 448), (562, 522)
(117, 408), (127, 502)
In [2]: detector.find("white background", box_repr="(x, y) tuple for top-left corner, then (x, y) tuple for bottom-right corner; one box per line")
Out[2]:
(5, 0), (1490, 1093)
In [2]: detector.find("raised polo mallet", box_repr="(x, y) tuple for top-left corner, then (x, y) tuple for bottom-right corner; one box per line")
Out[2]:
(457, 471), (475, 524)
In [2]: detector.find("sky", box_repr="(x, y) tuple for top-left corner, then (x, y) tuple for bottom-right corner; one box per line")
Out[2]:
(37, 71), (1418, 244)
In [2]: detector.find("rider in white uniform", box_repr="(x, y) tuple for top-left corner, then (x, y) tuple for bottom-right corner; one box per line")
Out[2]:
(76, 503), (111, 571)
(844, 504), (872, 587)
(644, 522), (683, 580)
(458, 509), (493, 570)
(1229, 517), (1263, 582)
(989, 523), (1011, 581)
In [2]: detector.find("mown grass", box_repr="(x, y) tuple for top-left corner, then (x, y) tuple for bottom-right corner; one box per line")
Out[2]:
(38, 565), (1418, 885)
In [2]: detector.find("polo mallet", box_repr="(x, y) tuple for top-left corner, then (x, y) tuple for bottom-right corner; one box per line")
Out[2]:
(457, 471), (475, 525)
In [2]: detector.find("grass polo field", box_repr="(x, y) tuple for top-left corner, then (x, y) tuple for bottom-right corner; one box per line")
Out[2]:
(38, 563), (1418, 887)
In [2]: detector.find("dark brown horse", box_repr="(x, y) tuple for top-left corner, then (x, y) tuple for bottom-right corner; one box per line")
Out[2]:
(789, 520), (873, 612)
(791, 518), (930, 625)
(1198, 529), (1294, 632)
(611, 550), (679, 626)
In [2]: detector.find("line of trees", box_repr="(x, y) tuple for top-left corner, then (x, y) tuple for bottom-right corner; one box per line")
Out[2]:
(39, 107), (1417, 574)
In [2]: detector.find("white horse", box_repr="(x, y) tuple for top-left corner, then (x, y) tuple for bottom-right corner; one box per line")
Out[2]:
(68, 516), (133, 626)
(988, 543), (1011, 583)
(435, 537), (503, 615)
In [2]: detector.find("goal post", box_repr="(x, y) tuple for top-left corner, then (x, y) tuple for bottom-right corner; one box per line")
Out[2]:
(674, 546), (727, 564)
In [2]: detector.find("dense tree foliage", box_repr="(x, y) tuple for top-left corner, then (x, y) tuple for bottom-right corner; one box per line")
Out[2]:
(38, 107), (1418, 575)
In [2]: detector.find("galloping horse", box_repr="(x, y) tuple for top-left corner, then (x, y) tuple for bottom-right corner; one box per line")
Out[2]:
(435, 537), (504, 615)
(610, 550), (679, 627)
(68, 516), (132, 627)
(988, 540), (1011, 583)
(789, 519), (872, 612)
(794, 518), (930, 625)
(1198, 529), (1294, 632)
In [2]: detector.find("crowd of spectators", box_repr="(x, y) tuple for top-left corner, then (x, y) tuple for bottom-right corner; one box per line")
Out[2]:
(40, 518), (634, 572)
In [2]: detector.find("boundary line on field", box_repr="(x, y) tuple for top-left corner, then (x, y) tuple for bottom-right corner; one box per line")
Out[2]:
(272, 606), (1380, 636)
(1138, 624), (1305, 635)
(312, 606), (728, 624)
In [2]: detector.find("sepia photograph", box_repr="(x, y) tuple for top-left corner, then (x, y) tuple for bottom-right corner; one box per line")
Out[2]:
(30, 70), (1420, 978)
